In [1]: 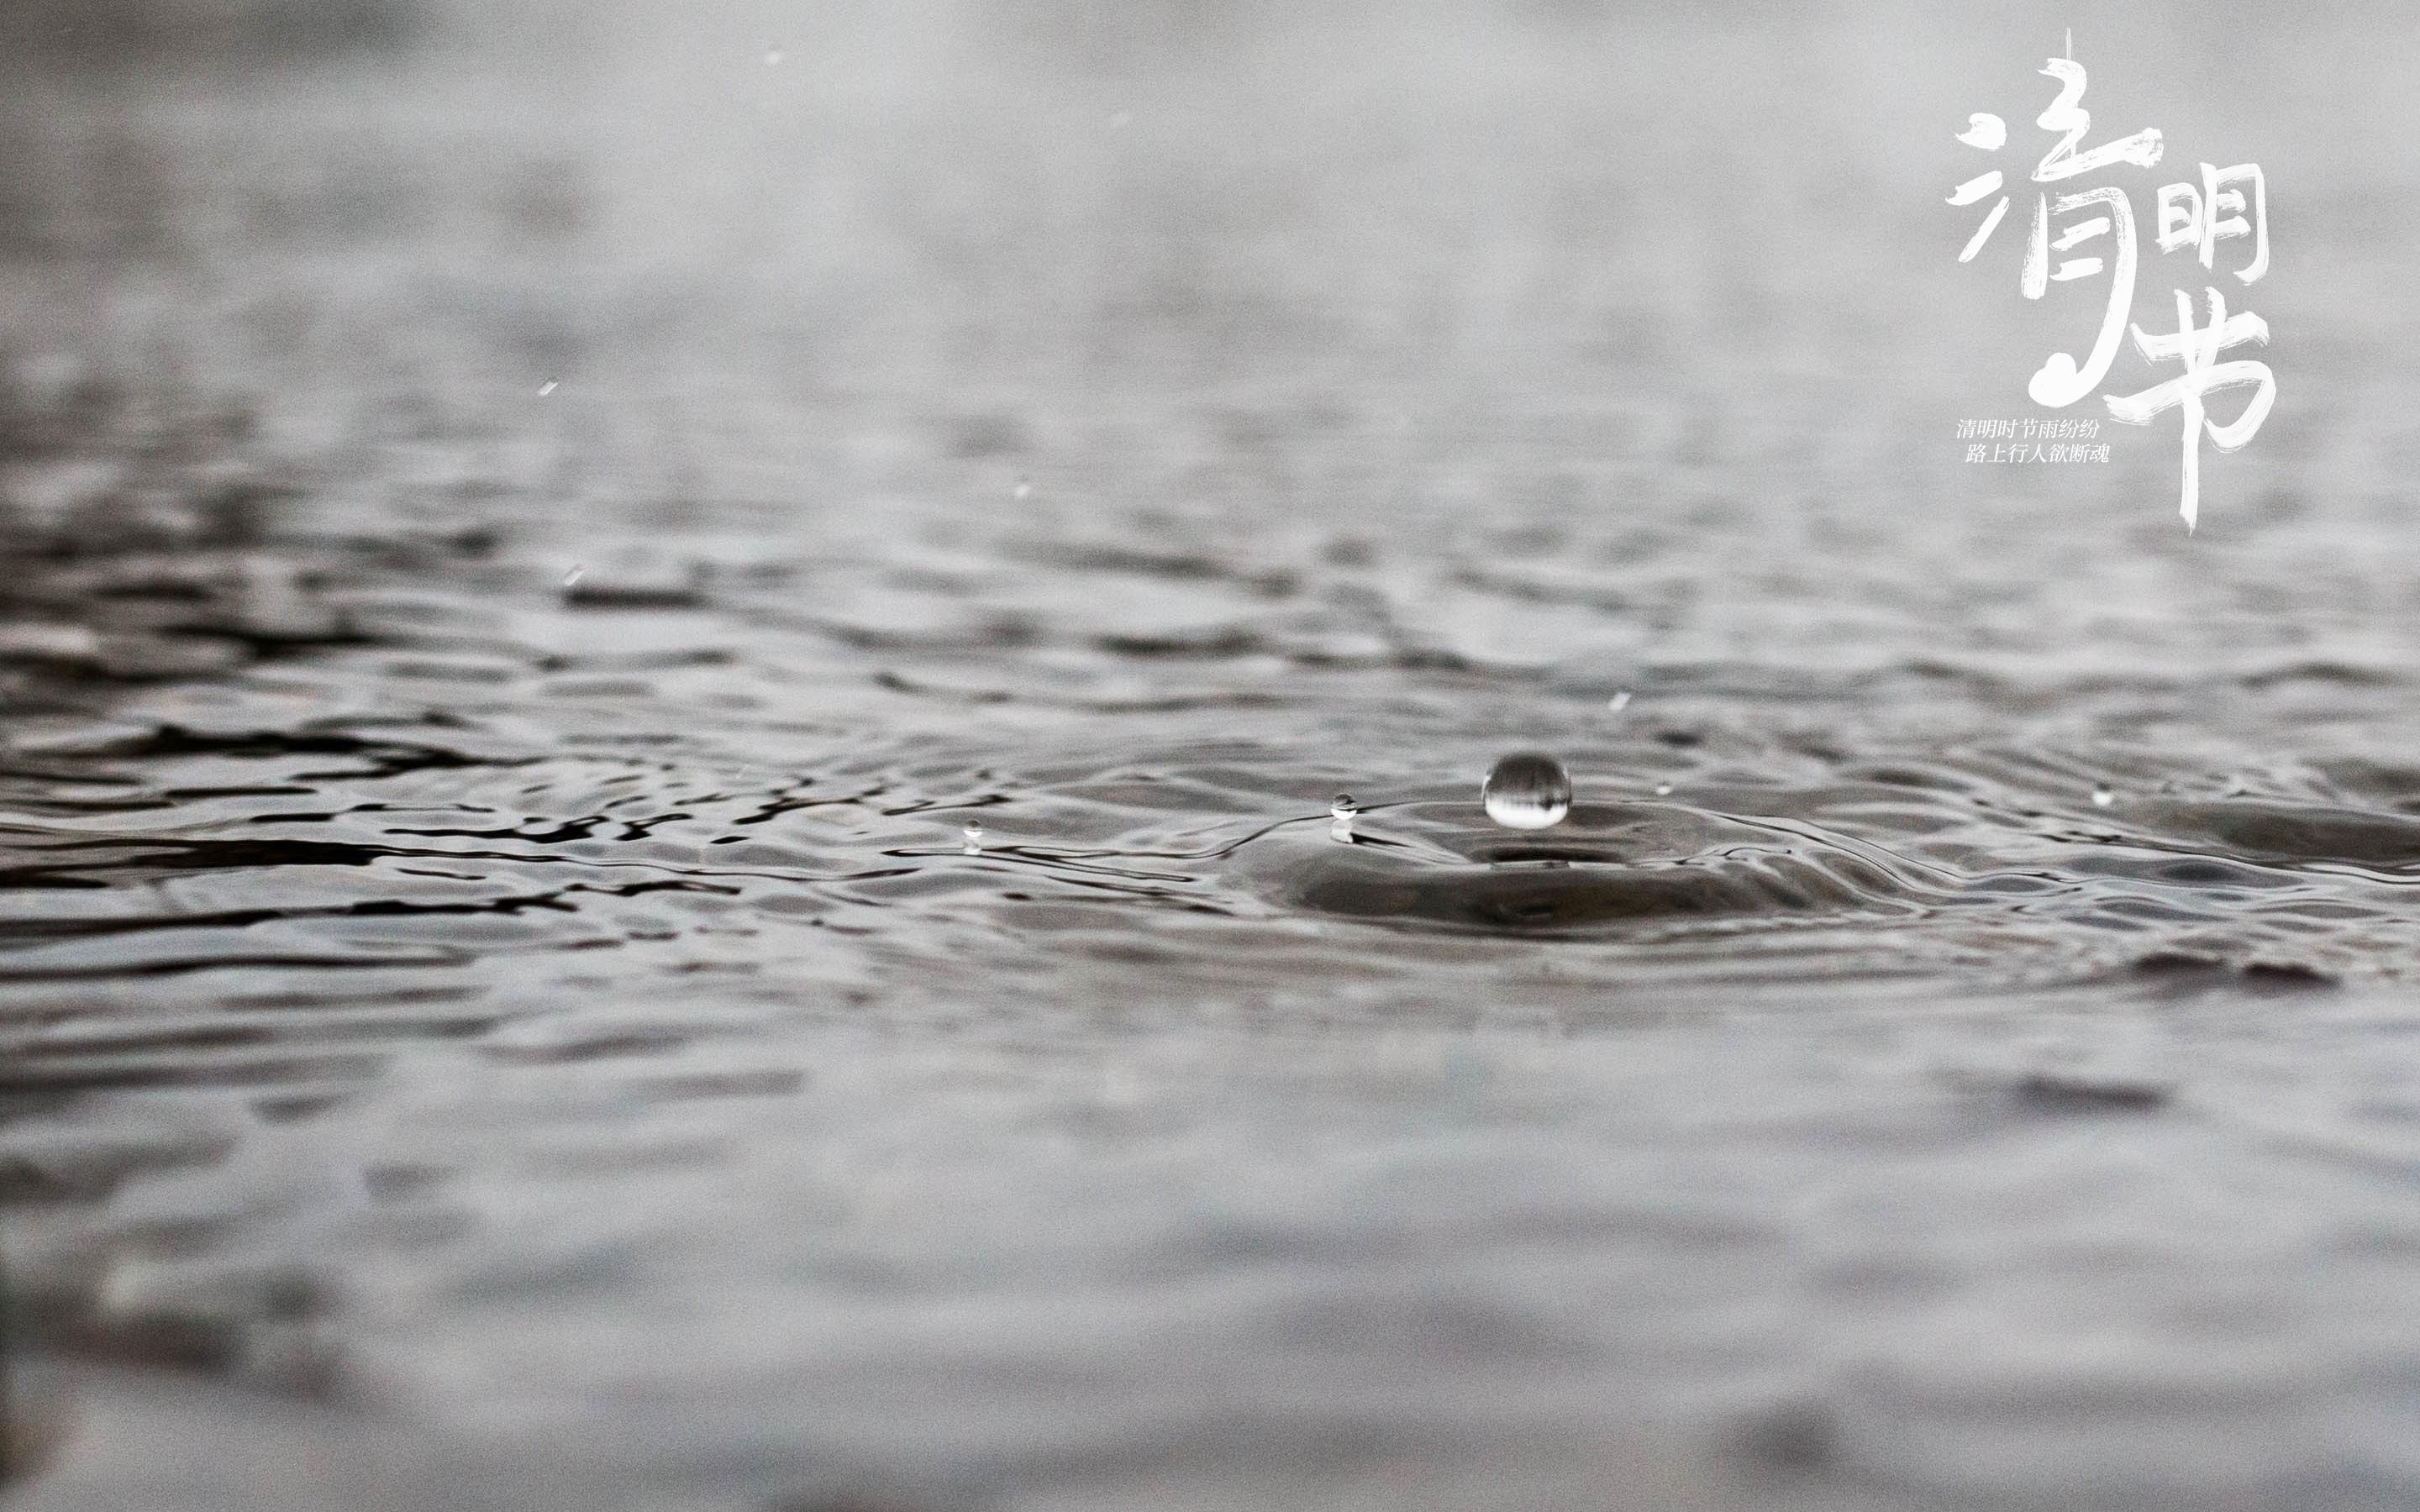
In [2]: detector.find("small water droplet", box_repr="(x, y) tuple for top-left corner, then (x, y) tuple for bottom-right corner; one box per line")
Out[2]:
(1328, 793), (1357, 843)
(1654, 782), (1673, 796)
(2092, 785), (2114, 808)
(764, 48), (783, 65)
(561, 564), (586, 589)
(537, 379), (558, 396)
(1482, 753), (1571, 831)
(1607, 689), (1633, 712)
(1013, 476), (1033, 501)
(961, 821), (984, 855)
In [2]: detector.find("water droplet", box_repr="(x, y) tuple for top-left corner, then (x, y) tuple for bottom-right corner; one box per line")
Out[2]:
(1013, 476), (1033, 501)
(961, 821), (984, 855)
(561, 564), (587, 589)
(2092, 785), (2114, 808)
(1654, 782), (1672, 796)
(1607, 689), (1633, 712)
(1482, 752), (1571, 830)
(764, 48), (783, 65)
(1328, 793), (1357, 843)
(537, 379), (558, 396)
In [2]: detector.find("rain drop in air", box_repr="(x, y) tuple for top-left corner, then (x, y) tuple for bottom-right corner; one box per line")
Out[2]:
(1482, 753), (1571, 830)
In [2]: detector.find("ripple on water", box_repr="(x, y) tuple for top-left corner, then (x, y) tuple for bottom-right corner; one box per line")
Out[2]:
(1248, 796), (1925, 937)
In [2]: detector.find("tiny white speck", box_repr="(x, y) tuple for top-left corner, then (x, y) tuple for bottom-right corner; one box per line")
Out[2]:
(561, 564), (586, 589)
(2092, 785), (2114, 808)
(537, 380), (557, 396)
(1654, 783), (1672, 796)
(1607, 690), (1633, 711)
(1013, 477), (1033, 501)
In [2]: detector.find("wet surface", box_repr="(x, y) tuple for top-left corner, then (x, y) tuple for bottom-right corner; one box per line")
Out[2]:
(5, 2), (2420, 1508)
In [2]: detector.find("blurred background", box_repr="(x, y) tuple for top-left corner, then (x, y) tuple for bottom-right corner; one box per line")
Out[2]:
(5, 2), (2420, 1509)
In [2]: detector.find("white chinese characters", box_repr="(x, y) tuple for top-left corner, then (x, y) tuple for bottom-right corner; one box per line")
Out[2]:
(1949, 43), (2273, 530)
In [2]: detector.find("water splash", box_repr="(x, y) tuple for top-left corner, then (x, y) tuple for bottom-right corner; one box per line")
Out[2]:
(1329, 793), (1357, 843)
(1481, 753), (1572, 831)
(961, 821), (985, 856)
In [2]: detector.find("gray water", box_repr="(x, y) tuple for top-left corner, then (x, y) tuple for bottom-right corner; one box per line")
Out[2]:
(4, 2), (2420, 1508)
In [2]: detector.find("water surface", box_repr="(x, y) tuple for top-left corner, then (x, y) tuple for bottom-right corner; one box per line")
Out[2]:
(3, 3), (2420, 1508)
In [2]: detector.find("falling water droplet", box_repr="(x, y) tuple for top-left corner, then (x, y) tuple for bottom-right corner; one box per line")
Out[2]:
(961, 821), (984, 855)
(1482, 753), (1571, 830)
(2092, 785), (2114, 808)
(1607, 689), (1633, 712)
(537, 379), (558, 396)
(1013, 476), (1033, 501)
(561, 564), (587, 589)
(1654, 783), (1673, 797)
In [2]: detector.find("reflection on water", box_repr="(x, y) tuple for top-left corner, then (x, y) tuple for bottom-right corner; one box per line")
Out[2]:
(4, 2), (2420, 1509)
